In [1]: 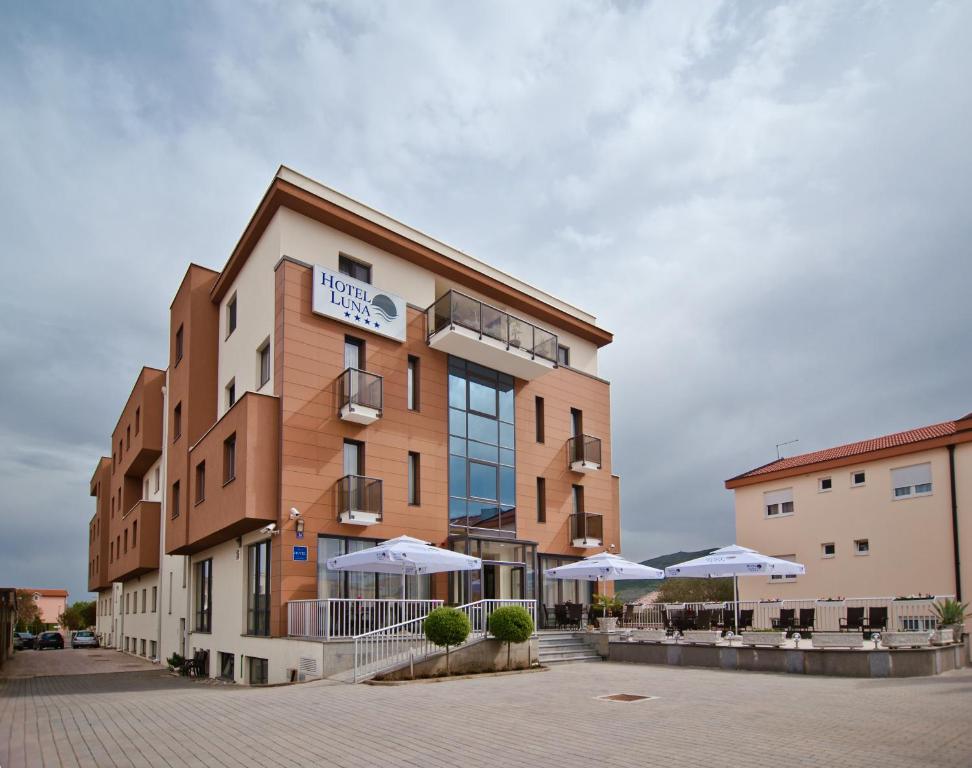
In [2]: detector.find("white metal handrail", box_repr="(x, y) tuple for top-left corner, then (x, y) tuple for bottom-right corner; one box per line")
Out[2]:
(620, 595), (954, 632)
(287, 598), (442, 640)
(351, 598), (538, 682)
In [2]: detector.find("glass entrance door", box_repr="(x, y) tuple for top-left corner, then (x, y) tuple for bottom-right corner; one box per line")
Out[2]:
(482, 562), (525, 600)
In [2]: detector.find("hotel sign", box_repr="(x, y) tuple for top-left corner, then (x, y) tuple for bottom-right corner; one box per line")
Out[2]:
(312, 265), (406, 342)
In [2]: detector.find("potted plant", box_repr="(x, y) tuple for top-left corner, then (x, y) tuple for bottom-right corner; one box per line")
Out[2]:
(932, 598), (968, 644)
(424, 607), (472, 675)
(591, 594), (623, 632)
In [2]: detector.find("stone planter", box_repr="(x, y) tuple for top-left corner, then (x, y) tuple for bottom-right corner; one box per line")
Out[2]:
(811, 632), (863, 649)
(598, 617), (618, 633)
(930, 628), (954, 646)
(945, 623), (964, 643)
(679, 630), (722, 645)
(881, 631), (931, 649)
(740, 631), (785, 647)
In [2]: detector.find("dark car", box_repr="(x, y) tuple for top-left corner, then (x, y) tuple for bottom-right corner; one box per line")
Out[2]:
(36, 631), (64, 650)
(14, 632), (35, 650)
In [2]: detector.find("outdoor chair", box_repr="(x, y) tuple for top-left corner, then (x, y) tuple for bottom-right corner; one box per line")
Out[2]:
(738, 609), (754, 631)
(866, 607), (888, 638)
(840, 607), (866, 632)
(796, 608), (815, 634)
(183, 649), (208, 679)
(772, 608), (795, 632)
(566, 602), (583, 629)
(554, 604), (568, 629)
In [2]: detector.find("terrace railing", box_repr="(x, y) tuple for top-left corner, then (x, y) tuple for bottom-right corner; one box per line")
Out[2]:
(287, 598), (442, 640)
(567, 434), (602, 469)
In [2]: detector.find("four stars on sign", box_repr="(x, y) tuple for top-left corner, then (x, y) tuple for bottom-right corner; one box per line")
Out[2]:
(342, 310), (379, 329)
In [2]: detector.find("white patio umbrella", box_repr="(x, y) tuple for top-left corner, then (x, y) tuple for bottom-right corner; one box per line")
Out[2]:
(664, 545), (806, 634)
(543, 552), (665, 625)
(325, 535), (482, 599)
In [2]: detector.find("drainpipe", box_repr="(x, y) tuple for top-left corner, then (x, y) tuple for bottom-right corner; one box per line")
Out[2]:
(948, 444), (961, 600)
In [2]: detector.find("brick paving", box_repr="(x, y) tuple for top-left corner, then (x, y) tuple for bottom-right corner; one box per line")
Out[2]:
(1, 649), (157, 680)
(2, 660), (972, 767)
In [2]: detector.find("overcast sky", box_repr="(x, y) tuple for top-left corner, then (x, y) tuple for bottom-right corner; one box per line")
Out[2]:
(1, 1), (970, 601)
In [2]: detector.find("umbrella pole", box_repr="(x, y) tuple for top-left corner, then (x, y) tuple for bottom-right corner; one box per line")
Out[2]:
(734, 575), (739, 637)
(401, 566), (406, 601)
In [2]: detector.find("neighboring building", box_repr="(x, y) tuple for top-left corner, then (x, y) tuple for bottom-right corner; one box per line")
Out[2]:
(17, 588), (69, 628)
(86, 166), (620, 683)
(726, 412), (972, 609)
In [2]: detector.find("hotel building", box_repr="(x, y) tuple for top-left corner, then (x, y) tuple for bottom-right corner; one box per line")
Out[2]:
(87, 166), (620, 683)
(726, 412), (972, 613)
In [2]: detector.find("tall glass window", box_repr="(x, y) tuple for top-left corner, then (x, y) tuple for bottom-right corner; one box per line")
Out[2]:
(247, 540), (270, 636)
(448, 357), (516, 535)
(317, 535), (430, 599)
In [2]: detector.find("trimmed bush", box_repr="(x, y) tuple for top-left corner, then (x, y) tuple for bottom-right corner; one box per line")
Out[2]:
(424, 607), (471, 675)
(488, 605), (534, 669)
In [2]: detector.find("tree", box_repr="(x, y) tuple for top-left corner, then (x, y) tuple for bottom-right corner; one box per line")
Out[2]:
(59, 601), (96, 631)
(487, 605), (534, 670)
(654, 578), (734, 604)
(15, 590), (40, 632)
(423, 607), (471, 675)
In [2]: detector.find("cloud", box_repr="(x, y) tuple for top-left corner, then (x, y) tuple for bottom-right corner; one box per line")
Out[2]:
(0, 1), (969, 600)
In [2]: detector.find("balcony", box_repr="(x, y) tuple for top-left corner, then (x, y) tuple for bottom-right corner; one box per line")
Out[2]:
(426, 290), (558, 380)
(337, 475), (383, 526)
(116, 368), (165, 478)
(570, 511), (604, 549)
(109, 501), (161, 582)
(182, 392), (278, 553)
(567, 434), (602, 473)
(338, 368), (383, 425)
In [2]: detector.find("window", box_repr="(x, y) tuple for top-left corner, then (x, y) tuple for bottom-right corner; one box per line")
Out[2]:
(407, 356), (420, 410)
(570, 408), (583, 437)
(572, 484), (584, 515)
(226, 294), (237, 338)
(822, 542), (836, 558)
(150, 640), (157, 659)
(339, 254), (371, 284)
(140, 639), (146, 656)
(536, 477), (546, 523)
(175, 324), (184, 364)
(223, 434), (237, 483)
(258, 340), (271, 388)
(110, 541), (114, 562)
(125, 593), (130, 614)
(173, 403), (182, 442)
(447, 357), (516, 533)
(891, 462), (932, 499)
(195, 559), (213, 632)
(195, 462), (206, 503)
(248, 656), (268, 685)
(535, 397), (545, 443)
(123, 529), (128, 553)
(112, 452), (116, 473)
(557, 345), (570, 367)
(818, 477), (832, 492)
(219, 652), (235, 681)
(225, 380), (236, 409)
(317, 535), (431, 600)
(168, 572), (173, 614)
(143, 479), (149, 498)
(135, 407), (140, 435)
(851, 470), (866, 487)
(151, 586), (157, 612)
(171, 481), (180, 519)
(855, 538), (869, 555)
(247, 540), (271, 636)
(141, 588), (147, 613)
(769, 554), (799, 581)
(408, 452), (420, 506)
(132, 520), (137, 547)
(154, 466), (160, 493)
(126, 425), (130, 450)
(764, 488), (794, 517)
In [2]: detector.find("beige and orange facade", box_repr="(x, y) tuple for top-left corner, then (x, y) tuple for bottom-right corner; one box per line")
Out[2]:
(727, 414), (972, 618)
(86, 166), (620, 683)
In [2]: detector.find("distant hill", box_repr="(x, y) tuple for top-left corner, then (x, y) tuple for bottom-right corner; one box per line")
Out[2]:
(614, 547), (719, 603)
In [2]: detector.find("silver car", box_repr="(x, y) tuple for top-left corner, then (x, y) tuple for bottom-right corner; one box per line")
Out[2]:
(71, 630), (98, 649)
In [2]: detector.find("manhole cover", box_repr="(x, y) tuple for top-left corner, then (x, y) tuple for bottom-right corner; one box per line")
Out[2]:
(597, 693), (655, 703)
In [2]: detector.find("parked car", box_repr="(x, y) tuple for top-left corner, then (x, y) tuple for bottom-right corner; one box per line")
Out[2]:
(35, 631), (64, 650)
(71, 630), (98, 649)
(13, 632), (35, 650)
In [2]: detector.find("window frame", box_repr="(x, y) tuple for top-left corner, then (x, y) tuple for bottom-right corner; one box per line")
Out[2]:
(246, 540), (271, 636)
(536, 477), (546, 523)
(854, 538), (870, 556)
(850, 470), (866, 487)
(171, 481), (181, 520)
(225, 379), (236, 410)
(223, 433), (237, 485)
(258, 339), (271, 389)
(195, 461), (206, 505)
(407, 356), (420, 411)
(173, 403), (182, 442)
(338, 254), (372, 284)
(821, 542), (836, 558)
(407, 452), (421, 506)
(557, 345), (570, 367)
(175, 324), (184, 365)
(195, 558), (213, 633)
(226, 293), (237, 339)
(535, 396), (545, 443)
(818, 476), (832, 493)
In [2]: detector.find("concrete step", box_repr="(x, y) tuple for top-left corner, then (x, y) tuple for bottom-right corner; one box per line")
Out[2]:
(541, 652), (602, 664)
(538, 641), (590, 652)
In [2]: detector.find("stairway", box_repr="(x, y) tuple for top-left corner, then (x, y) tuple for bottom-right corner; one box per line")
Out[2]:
(538, 632), (602, 665)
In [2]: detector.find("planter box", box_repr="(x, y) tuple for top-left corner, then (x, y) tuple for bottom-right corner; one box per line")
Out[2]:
(598, 617), (618, 633)
(679, 630), (722, 645)
(812, 632), (863, 649)
(629, 629), (667, 643)
(882, 631), (932, 649)
(741, 632), (785, 648)
(930, 629), (954, 646)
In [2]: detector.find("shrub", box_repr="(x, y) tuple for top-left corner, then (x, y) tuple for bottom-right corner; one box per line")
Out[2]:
(932, 598), (969, 627)
(488, 605), (534, 669)
(166, 653), (185, 671)
(424, 607), (471, 675)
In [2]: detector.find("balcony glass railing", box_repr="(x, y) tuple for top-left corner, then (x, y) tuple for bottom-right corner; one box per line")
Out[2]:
(427, 290), (558, 364)
(339, 368), (383, 413)
(338, 475), (383, 521)
(570, 512), (604, 543)
(567, 434), (602, 468)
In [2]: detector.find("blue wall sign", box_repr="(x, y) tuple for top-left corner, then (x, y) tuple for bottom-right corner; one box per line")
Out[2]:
(293, 546), (308, 562)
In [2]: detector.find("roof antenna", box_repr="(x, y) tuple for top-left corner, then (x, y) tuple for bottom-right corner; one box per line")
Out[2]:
(776, 438), (799, 459)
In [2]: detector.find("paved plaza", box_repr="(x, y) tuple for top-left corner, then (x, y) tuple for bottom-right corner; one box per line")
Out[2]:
(2, 652), (972, 768)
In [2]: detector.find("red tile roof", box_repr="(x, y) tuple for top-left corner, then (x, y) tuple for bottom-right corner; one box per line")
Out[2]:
(730, 417), (966, 482)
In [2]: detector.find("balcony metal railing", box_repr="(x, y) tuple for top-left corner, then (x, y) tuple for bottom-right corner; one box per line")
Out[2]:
(426, 290), (558, 364)
(288, 598), (443, 640)
(567, 434), (602, 469)
(570, 511), (604, 543)
(337, 475), (383, 521)
(338, 367), (383, 414)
